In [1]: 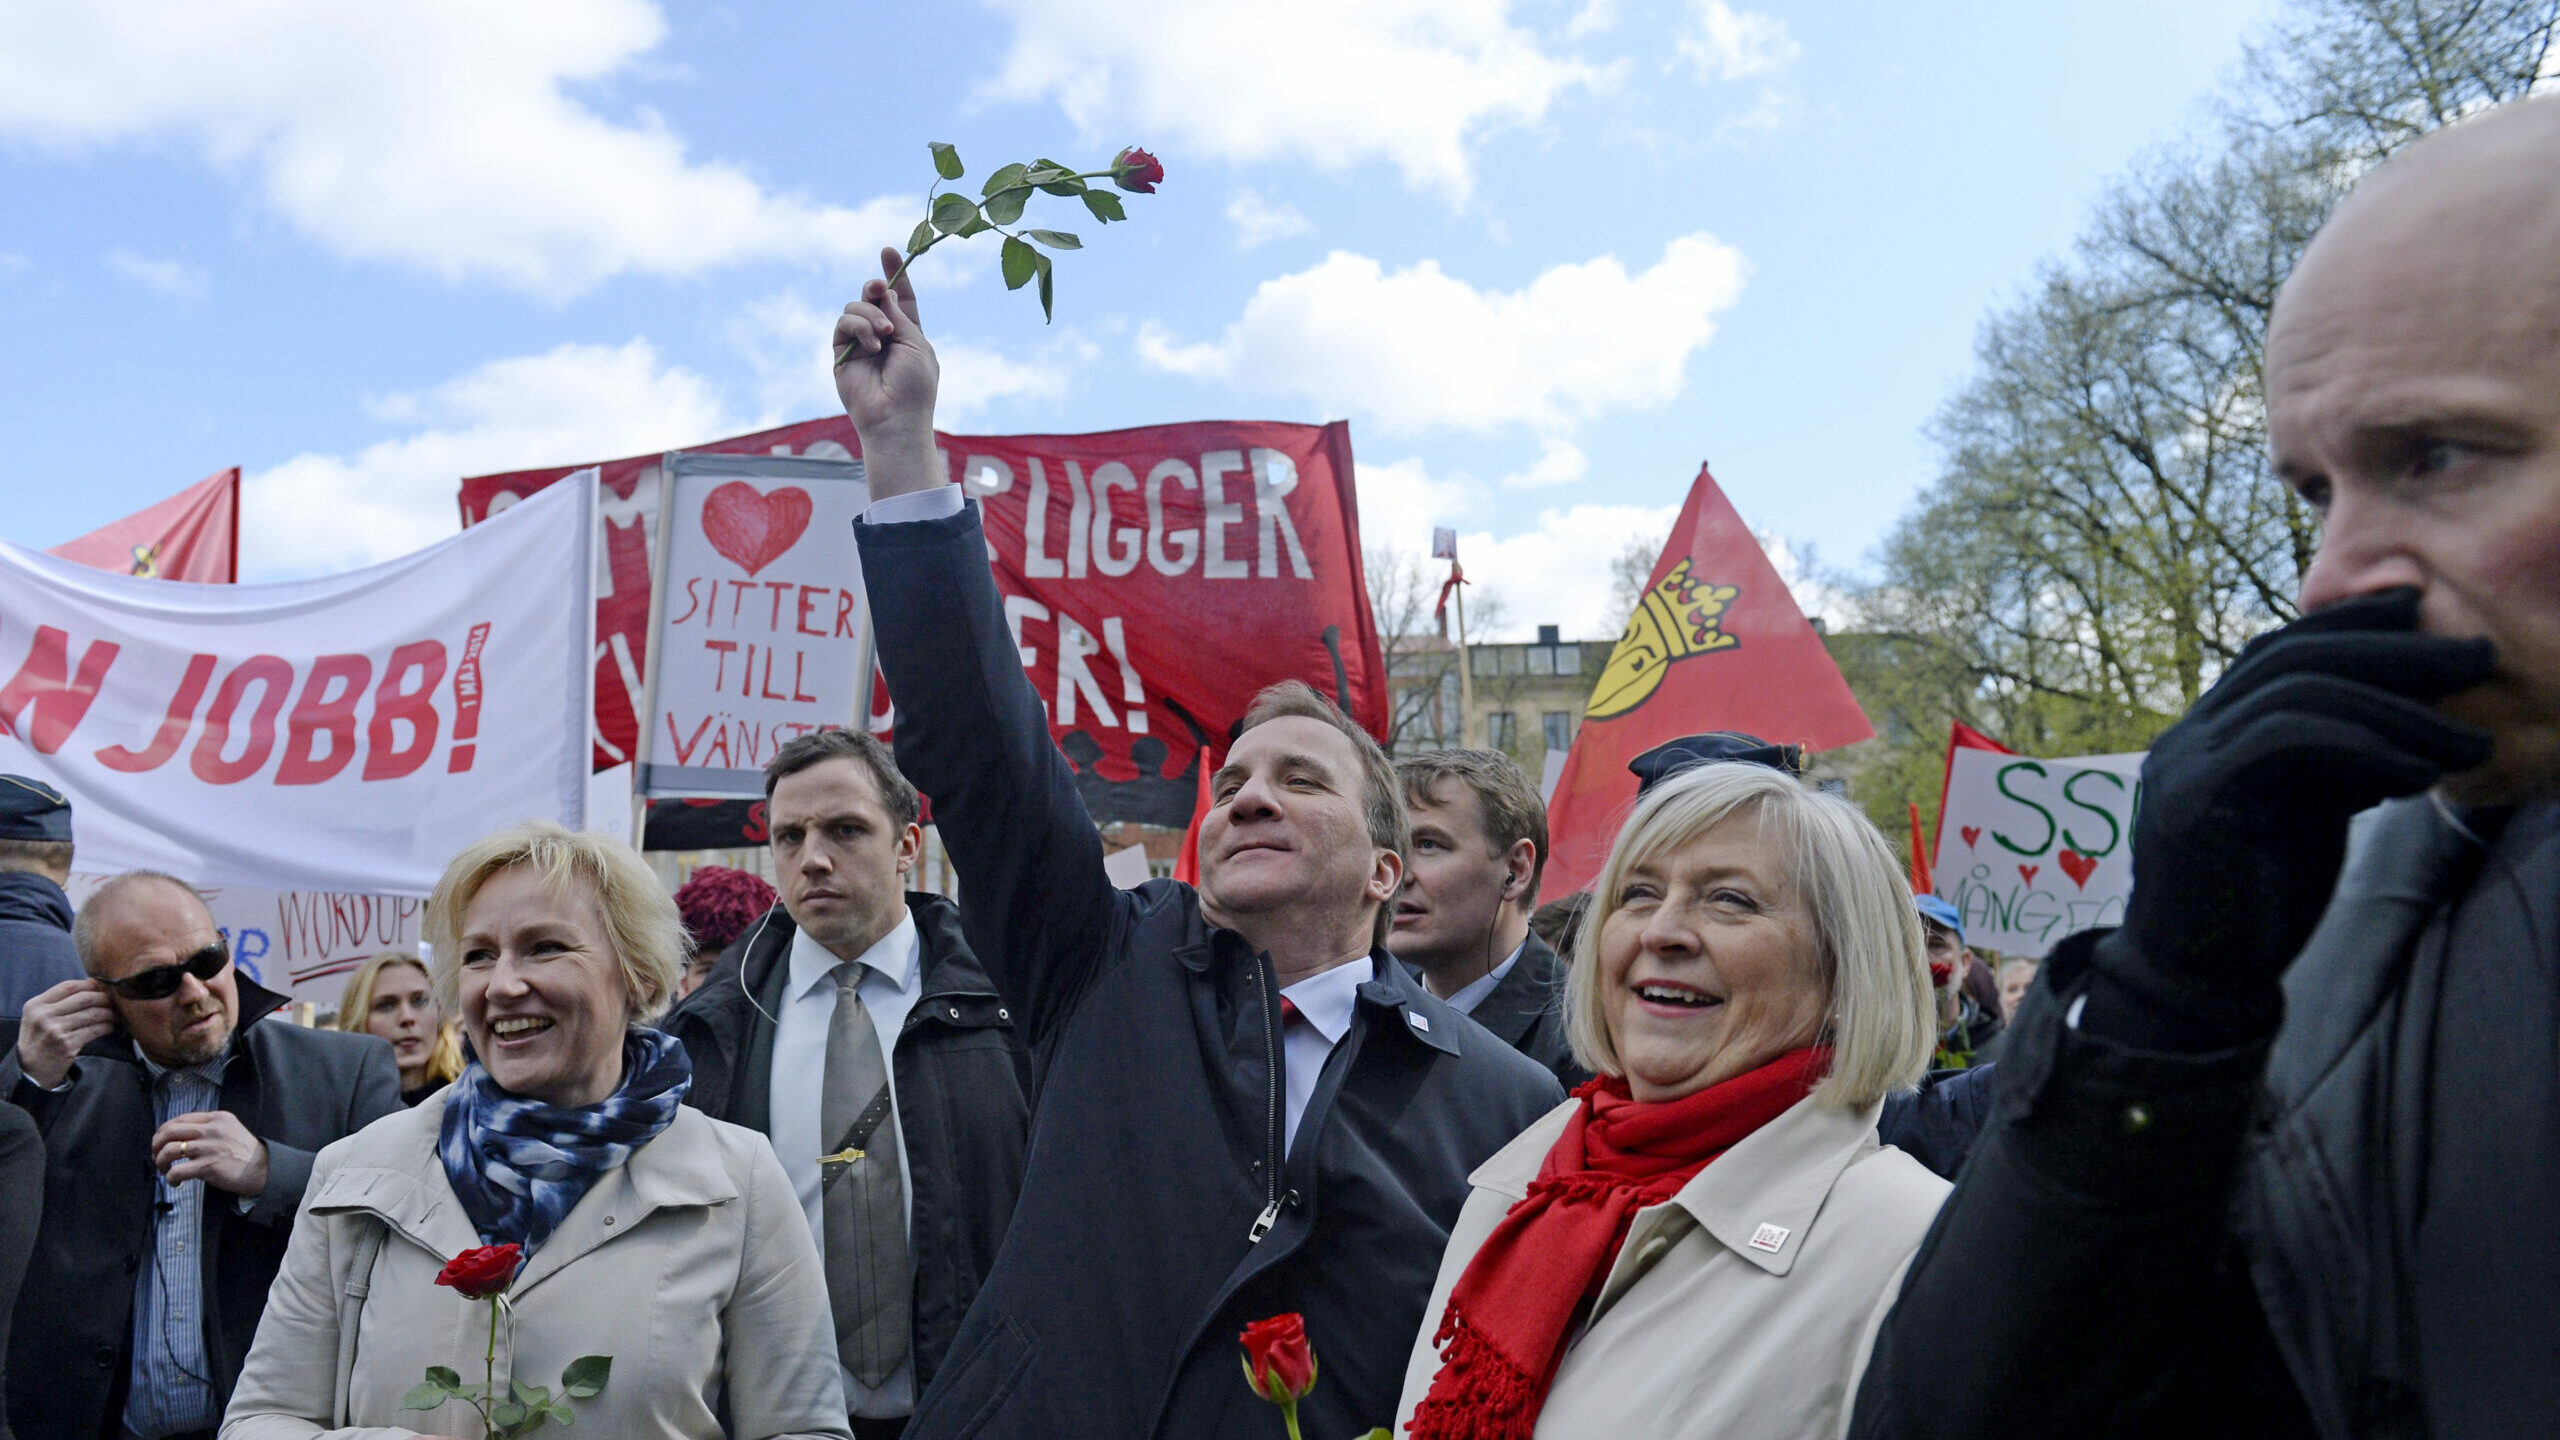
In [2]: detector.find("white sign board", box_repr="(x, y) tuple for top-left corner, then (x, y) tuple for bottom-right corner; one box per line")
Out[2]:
(1, 479), (595, 894)
(639, 451), (871, 797)
(1931, 748), (2145, 957)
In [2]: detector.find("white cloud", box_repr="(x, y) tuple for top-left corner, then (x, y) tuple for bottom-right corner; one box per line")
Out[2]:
(974, 0), (1603, 202)
(105, 249), (206, 298)
(1355, 456), (1488, 559)
(1138, 234), (1748, 434)
(1565, 0), (1619, 39)
(1225, 189), (1312, 249)
(243, 339), (731, 578)
(0, 2), (916, 297)
(937, 339), (1079, 424)
(1679, 1), (1799, 82)
(1502, 437), (1587, 489)
(1464, 502), (1680, 640)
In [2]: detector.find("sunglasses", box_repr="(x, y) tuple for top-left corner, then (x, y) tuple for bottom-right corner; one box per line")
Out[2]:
(107, 942), (231, 1001)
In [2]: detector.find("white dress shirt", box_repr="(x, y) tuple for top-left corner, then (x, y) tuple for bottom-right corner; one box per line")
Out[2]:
(861, 485), (968, 525)
(1280, 958), (1373, 1154)
(1442, 941), (1526, 1017)
(771, 911), (923, 1418)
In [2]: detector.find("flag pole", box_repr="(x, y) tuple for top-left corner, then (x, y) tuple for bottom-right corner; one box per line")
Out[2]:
(1452, 574), (1476, 747)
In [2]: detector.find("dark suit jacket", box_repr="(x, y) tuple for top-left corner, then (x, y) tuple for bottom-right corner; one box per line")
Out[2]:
(857, 502), (1563, 1440)
(0, 872), (80, 1018)
(1460, 932), (1592, 1089)
(1, 980), (402, 1439)
(0, 1101), (38, 1440)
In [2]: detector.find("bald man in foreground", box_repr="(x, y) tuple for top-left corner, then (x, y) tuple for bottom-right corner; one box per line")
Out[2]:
(1850, 98), (2560, 1439)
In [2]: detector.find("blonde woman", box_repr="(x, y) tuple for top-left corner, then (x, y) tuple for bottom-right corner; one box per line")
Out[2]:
(1396, 761), (1949, 1440)
(335, 951), (463, 1105)
(221, 823), (848, 1440)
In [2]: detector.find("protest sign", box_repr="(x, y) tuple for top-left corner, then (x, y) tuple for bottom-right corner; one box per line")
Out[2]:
(461, 415), (1385, 829)
(0, 477), (594, 894)
(1930, 748), (2145, 956)
(637, 451), (872, 797)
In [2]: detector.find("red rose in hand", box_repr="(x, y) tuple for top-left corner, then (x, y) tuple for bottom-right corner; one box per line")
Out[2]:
(434, 1243), (522, 1300)
(1115, 146), (1165, 193)
(1239, 1312), (1316, 1404)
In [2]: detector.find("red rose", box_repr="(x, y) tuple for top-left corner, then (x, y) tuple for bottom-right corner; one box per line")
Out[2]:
(1115, 146), (1165, 194)
(434, 1243), (522, 1300)
(1238, 1312), (1316, 1404)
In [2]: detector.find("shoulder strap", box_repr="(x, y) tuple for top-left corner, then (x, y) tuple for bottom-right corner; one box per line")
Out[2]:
(334, 1217), (387, 1427)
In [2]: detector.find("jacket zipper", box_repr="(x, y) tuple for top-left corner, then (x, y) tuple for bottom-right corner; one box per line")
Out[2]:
(1248, 952), (1283, 1244)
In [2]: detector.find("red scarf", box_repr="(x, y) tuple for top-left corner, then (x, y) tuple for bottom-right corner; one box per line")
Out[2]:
(1405, 1047), (1830, 1440)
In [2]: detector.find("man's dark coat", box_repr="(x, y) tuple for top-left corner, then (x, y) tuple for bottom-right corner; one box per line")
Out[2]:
(857, 504), (1564, 1440)
(0, 1101), (39, 1440)
(1, 979), (402, 1439)
(0, 872), (80, 1018)
(1441, 932), (1591, 1089)
(1851, 796), (2560, 1439)
(661, 893), (1033, 1391)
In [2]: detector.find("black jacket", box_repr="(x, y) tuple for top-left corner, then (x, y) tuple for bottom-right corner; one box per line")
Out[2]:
(1451, 932), (1591, 1090)
(1852, 797), (2560, 1440)
(660, 893), (1033, 1392)
(0, 1101), (38, 1440)
(1, 980), (402, 1439)
(857, 504), (1564, 1440)
(0, 872), (79, 1018)
(1875, 1064), (1996, 1181)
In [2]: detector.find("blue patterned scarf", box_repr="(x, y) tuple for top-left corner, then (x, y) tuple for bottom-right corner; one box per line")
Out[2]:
(437, 1028), (692, 1256)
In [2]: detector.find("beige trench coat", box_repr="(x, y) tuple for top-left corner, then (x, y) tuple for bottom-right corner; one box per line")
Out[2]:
(220, 1092), (850, 1440)
(1395, 1093), (1949, 1440)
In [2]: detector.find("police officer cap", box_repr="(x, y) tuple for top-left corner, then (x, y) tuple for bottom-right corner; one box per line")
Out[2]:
(1628, 732), (1807, 795)
(0, 775), (71, 842)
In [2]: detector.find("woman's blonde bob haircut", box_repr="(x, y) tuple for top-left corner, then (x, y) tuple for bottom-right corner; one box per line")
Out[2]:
(1564, 761), (1937, 1111)
(335, 951), (464, 1087)
(424, 822), (686, 1028)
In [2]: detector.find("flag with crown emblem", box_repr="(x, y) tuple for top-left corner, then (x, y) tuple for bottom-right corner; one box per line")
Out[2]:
(1543, 462), (1872, 897)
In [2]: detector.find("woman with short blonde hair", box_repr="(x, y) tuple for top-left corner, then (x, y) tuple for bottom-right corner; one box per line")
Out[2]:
(1397, 760), (1949, 1440)
(335, 951), (463, 1105)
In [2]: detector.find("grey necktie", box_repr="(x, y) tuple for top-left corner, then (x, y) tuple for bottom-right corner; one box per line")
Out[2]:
(820, 961), (911, 1386)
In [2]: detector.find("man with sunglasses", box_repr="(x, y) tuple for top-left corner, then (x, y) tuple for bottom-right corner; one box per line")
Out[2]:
(1, 871), (399, 1440)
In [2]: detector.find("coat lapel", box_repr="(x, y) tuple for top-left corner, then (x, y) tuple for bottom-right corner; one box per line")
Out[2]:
(511, 1107), (741, 1297)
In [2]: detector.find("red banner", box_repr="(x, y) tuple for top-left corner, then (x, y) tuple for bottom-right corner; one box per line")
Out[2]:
(459, 415), (1385, 829)
(1542, 462), (1873, 897)
(50, 468), (239, 583)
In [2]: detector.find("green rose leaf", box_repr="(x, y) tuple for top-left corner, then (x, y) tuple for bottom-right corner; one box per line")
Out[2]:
(929, 141), (963, 180)
(514, 1379), (550, 1407)
(1024, 228), (1082, 250)
(1001, 235), (1038, 291)
(956, 211), (995, 237)
(906, 219), (936, 255)
(490, 1398), (530, 1431)
(560, 1354), (613, 1400)
(399, 1382), (449, 1412)
(1032, 164), (1087, 196)
(550, 1399), (576, 1426)
(984, 186), (1029, 226)
(1081, 190), (1126, 224)
(1034, 251), (1054, 323)
(930, 193), (980, 235)
(425, 1366), (462, 1390)
(980, 162), (1029, 199)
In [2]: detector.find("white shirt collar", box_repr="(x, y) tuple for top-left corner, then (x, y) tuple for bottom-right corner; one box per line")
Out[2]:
(1442, 939), (1527, 1016)
(787, 909), (922, 1003)
(1279, 955), (1373, 1045)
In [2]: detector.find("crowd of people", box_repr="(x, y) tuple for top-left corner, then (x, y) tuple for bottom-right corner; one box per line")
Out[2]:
(0, 90), (2555, 1440)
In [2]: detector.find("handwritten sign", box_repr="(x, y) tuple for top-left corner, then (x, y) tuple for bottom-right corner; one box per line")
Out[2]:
(1930, 749), (2144, 957)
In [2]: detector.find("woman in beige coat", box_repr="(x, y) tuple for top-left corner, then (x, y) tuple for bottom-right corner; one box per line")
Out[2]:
(1397, 760), (1948, 1440)
(222, 824), (849, 1440)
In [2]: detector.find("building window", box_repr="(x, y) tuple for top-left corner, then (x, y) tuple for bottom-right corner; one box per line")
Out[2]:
(1487, 712), (1518, 750)
(1526, 646), (1553, 676)
(1553, 643), (1581, 673)
(1543, 711), (1573, 753)
(1473, 646), (1502, 677)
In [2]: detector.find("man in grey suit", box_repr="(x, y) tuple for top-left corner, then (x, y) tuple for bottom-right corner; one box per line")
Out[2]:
(3, 871), (401, 1440)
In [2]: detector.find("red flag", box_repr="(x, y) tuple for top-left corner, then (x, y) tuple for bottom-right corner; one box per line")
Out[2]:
(1907, 803), (1934, 894)
(1933, 719), (2014, 846)
(49, 468), (239, 583)
(1173, 747), (1219, 886)
(1542, 463), (1873, 897)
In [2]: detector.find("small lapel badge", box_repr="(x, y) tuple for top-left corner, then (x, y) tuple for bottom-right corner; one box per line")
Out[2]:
(1408, 1011), (1431, 1032)
(1748, 1222), (1790, 1253)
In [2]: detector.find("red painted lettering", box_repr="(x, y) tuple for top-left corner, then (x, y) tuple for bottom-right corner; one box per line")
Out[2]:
(0, 625), (120, 754)
(363, 641), (447, 781)
(190, 655), (294, 784)
(833, 590), (859, 638)
(95, 652), (216, 773)
(276, 654), (373, 785)
(797, 585), (827, 636)
(664, 711), (713, 765)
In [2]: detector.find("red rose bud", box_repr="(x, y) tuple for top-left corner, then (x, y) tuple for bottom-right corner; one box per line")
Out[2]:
(1115, 146), (1165, 194)
(1928, 960), (1956, 987)
(434, 1243), (522, 1300)
(1238, 1312), (1316, 1404)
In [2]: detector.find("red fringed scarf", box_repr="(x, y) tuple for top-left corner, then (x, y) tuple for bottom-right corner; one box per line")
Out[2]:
(1406, 1047), (1831, 1440)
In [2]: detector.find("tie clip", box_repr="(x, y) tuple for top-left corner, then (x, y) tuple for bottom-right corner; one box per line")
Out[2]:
(818, 1147), (867, 1168)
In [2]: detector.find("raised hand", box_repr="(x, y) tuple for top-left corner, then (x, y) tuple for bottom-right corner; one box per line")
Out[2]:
(833, 246), (944, 500)
(15, 977), (118, 1089)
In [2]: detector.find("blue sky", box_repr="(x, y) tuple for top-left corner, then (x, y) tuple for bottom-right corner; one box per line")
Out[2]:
(0, 0), (2277, 639)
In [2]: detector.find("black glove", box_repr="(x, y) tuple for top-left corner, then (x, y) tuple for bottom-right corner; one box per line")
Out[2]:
(2092, 587), (2493, 1040)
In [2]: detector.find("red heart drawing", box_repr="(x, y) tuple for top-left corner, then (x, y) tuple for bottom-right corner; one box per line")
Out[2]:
(2017, 864), (2040, 886)
(700, 482), (814, 577)
(2057, 849), (2098, 889)
(1960, 826), (1982, 849)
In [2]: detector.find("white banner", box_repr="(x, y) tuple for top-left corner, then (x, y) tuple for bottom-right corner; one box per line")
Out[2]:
(0, 478), (595, 895)
(639, 451), (871, 797)
(1931, 749), (2145, 957)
